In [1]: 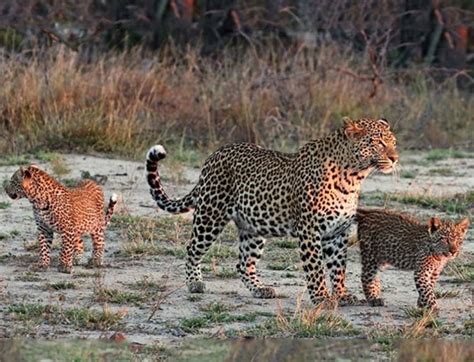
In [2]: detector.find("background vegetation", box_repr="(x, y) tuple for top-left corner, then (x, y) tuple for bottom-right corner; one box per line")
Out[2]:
(0, 0), (472, 159)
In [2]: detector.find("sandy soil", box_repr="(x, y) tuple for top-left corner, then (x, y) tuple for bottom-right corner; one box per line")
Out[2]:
(0, 152), (472, 351)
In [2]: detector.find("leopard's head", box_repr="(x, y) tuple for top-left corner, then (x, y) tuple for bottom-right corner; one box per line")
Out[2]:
(427, 217), (470, 258)
(343, 117), (398, 174)
(4, 165), (50, 203)
(3, 167), (27, 200)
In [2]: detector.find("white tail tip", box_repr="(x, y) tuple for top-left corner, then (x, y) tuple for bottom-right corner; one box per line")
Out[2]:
(111, 193), (118, 203)
(147, 145), (167, 160)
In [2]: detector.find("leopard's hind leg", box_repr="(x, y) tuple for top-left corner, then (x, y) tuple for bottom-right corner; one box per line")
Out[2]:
(88, 230), (105, 267)
(237, 230), (275, 298)
(186, 205), (228, 294)
(73, 238), (85, 265)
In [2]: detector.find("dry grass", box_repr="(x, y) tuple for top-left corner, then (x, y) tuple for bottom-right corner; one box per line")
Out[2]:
(1, 44), (472, 160)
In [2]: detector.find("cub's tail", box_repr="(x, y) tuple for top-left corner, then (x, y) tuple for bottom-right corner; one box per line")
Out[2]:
(104, 193), (118, 226)
(146, 145), (196, 213)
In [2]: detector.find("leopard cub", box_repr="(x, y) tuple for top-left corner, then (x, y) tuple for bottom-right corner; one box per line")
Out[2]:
(4, 165), (117, 273)
(356, 208), (469, 310)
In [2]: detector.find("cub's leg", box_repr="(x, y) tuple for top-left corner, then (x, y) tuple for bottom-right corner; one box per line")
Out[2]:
(237, 230), (275, 298)
(429, 261), (446, 291)
(361, 260), (383, 306)
(414, 261), (437, 310)
(74, 238), (85, 265)
(88, 231), (105, 267)
(323, 230), (358, 305)
(33, 226), (53, 271)
(186, 207), (228, 293)
(58, 232), (78, 274)
(298, 231), (330, 304)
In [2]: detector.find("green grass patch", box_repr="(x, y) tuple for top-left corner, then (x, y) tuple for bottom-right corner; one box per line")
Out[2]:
(212, 267), (239, 279)
(434, 289), (460, 299)
(400, 170), (418, 179)
(73, 270), (103, 278)
(0, 155), (30, 166)
(202, 244), (238, 263)
(179, 302), (257, 333)
(427, 168), (455, 176)
(274, 239), (298, 249)
(47, 281), (76, 290)
(8, 303), (125, 330)
(267, 262), (293, 271)
(7, 340), (137, 361)
(16, 271), (42, 282)
(381, 191), (474, 214)
(443, 261), (474, 283)
(426, 149), (474, 162)
(126, 276), (167, 294)
(0, 201), (11, 209)
(95, 288), (146, 306)
(232, 307), (356, 338)
(464, 318), (473, 336)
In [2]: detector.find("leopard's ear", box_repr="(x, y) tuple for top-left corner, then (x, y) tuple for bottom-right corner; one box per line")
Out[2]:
(457, 218), (470, 233)
(378, 118), (390, 129)
(343, 117), (365, 139)
(21, 166), (33, 179)
(428, 217), (442, 233)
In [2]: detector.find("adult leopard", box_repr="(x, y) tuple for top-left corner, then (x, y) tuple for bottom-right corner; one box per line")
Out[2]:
(146, 117), (399, 304)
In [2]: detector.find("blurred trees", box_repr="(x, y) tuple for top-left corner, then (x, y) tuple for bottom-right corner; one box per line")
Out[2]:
(0, 0), (472, 71)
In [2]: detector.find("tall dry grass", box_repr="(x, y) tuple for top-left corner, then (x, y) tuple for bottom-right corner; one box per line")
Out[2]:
(0, 44), (472, 159)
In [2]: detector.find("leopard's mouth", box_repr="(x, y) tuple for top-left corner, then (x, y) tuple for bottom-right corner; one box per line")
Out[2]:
(6, 192), (18, 200)
(377, 162), (396, 174)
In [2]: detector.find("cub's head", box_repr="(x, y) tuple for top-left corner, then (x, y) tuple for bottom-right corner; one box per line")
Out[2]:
(343, 117), (398, 174)
(3, 167), (27, 200)
(427, 217), (470, 258)
(4, 165), (52, 203)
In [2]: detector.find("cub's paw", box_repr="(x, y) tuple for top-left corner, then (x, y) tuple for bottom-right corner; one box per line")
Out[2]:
(311, 295), (337, 309)
(86, 258), (104, 268)
(368, 298), (385, 307)
(57, 263), (73, 274)
(253, 287), (277, 299)
(338, 293), (360, 306)
(73, 256), (83, 266)
(188, 281), (206, 294)
(417, 301), (439, 314)
(30, 262), (49, 272)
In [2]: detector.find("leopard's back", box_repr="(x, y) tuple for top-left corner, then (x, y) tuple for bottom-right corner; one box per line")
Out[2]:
(70, 179), (106, 233)
(356, 209), (429, 270)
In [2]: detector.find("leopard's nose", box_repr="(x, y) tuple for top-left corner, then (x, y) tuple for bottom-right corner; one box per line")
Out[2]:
(388, 153), (399, 163)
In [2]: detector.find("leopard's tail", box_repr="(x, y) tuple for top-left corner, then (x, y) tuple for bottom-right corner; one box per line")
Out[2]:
(146, 145), (196, 214)
(104, 193), (118, 226)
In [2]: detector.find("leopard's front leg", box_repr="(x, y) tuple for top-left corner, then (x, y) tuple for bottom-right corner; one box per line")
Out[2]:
(414, 260), (438, 310)
(298, 230), (330, 304)
(32, 226), (53, 271)
(323, 228), (358, 305)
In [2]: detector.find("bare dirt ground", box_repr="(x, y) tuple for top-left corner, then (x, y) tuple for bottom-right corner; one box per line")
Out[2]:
(0, 151), (472, 359)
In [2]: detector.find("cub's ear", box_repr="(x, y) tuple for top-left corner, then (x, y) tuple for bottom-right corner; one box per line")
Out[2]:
(457, 218), (470, 233)
(343, 117), (365, 139)
(23, 168), (32, 179)
(427, 217), (442, 233)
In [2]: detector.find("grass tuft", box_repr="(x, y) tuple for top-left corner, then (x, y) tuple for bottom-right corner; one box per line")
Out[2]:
(8, 303), (125, 330)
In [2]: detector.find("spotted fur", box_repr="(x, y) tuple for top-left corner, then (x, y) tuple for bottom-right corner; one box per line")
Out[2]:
(146, 117), (398, 304)
(357, 208), (469, 309)
(4, 165), (118, 273)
